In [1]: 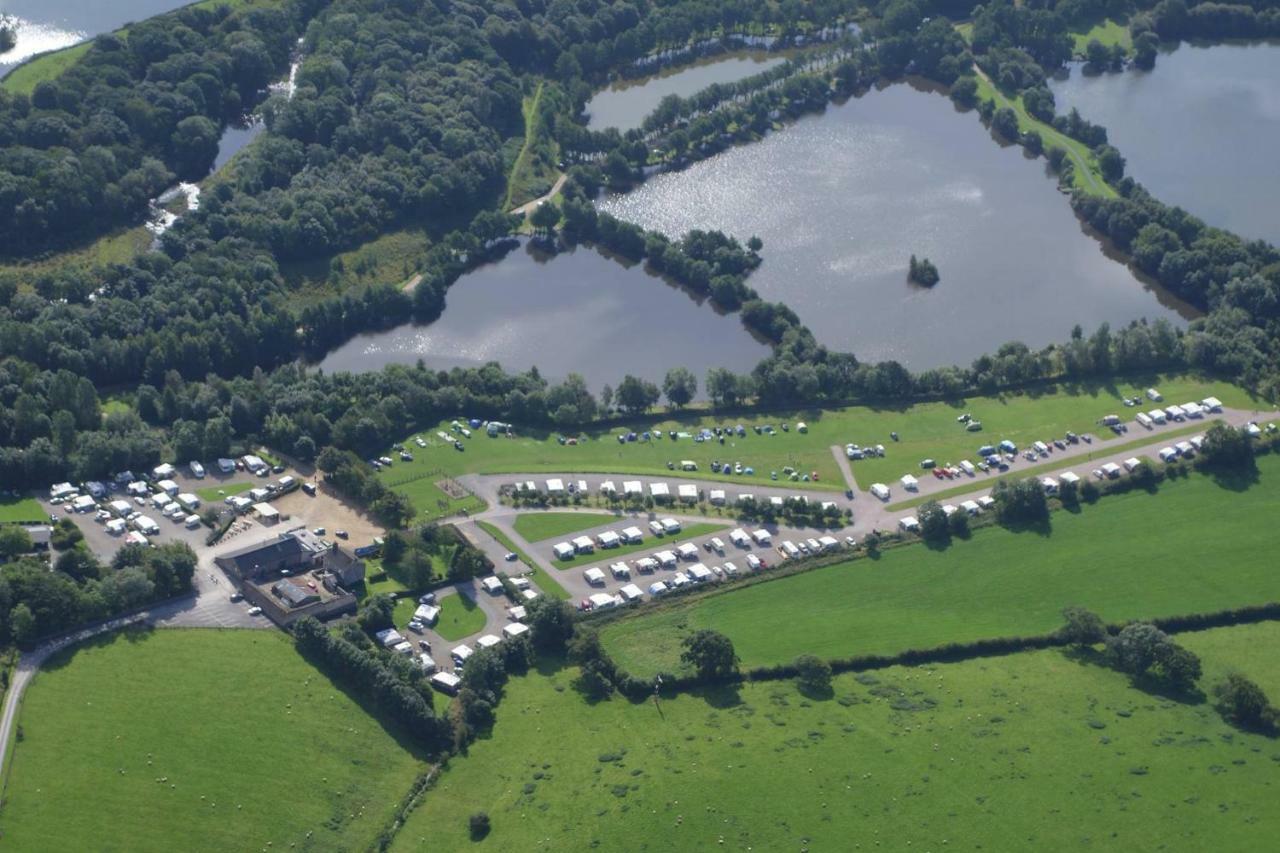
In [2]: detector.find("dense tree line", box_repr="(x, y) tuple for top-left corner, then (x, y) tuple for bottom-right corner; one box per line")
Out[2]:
(0, 0), (320, 253)
(1, 0), (1279, 499)
(1, 542), (195, 646)
(292, 616), (452, 751)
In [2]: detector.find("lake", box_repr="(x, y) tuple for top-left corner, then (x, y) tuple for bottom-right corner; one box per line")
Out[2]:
(1050, 43), (1280, 245)
(598, 82), (1196, 369)
(1, 0), (194, 75)
(585, 52), (788, 132)
(316, 241), (772, 390)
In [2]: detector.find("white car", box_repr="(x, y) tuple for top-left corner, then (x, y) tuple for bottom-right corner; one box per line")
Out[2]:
(247, 606), (263, 616)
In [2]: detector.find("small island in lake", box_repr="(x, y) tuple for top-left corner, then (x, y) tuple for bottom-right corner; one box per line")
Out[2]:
(908, 254), (939, 286)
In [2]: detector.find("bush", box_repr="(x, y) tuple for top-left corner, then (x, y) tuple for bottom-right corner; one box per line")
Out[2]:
(794, 654), (833, 695)
(1214, 674), (1278, 733)
(469, 812), (491, 840)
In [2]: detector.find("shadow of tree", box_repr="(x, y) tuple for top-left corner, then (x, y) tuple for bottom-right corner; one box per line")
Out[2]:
(796, 682), (835, 702)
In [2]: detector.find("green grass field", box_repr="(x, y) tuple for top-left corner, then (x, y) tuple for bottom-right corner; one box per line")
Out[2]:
(436, 594), (487, 641)
(475, 521), (570, 600)
(391, 633), (1280, 851)
(973, 69), (1117, 198)
(0, 496), (44, 524)
(0, 629), (426, 852)
(1072, 19), (1133, 56)
(550, 522), (728, 570)
(601, 452), (1280, 677)
(512, 511), (618, 542)
(380, 376), (1253, 517)
(1180, 620), (1280, 698)
(194, 481), (253, 502)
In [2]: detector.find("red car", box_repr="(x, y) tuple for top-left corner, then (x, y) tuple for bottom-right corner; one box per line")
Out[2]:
(932, 468), (945, 479)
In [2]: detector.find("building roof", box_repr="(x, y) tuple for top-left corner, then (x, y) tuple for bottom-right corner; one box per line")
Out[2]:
(272, 578), (319, 609)
(216, 528), (323, 577)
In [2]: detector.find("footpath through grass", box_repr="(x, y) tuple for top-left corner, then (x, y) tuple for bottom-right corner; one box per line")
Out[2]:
(475, 521), (570, 601)
(0, 628), (426, 852)
(602, 452), (1280, 677)
(550, 522), (728, 569)
(379, 375), (1252, 517)
(391, 635), (1280, 851)
(512, 511), (618, 542)
(435, 594), (486, 640)
(973, 69), (1116, 198)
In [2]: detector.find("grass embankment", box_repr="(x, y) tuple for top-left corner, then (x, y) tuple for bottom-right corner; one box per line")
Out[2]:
(503, 82), (561, 210)
(886, 420), (1210, 510)
(392, 634), (1280, 851)
(0, 496), (44, 524)
(973, 69), (1117, 198)
(0, 629), (426, 852)
(551, 522), (729, 570)
(379, 375), (1253, 516)
(1071, 19), (1133, 56)
(1, 43), (90, 94)
(435, 594), (486, 641)
(475, 521), (570, 601)
(512, 511), (618, 542)
(602, 452), (1280, 677)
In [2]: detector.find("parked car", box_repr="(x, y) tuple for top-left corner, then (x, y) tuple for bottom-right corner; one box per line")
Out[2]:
(247, 606), (263, 616)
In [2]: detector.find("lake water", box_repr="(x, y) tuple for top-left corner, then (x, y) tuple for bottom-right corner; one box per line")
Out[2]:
(1050, 43), (1280, 245)
(316, 241), (772, 390)
(211, 117), (263, 173)
(0, 0), (194, 76)
(598, 82), (1196, 369)
(585, 52), (788, 132)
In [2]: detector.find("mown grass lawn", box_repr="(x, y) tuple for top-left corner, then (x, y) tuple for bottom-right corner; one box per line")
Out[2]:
(601, 452), (1280, 677)
(194, 481), (254, 503)
(512, 511), (618, 542)
(1072, 18), (1133, 56)
(379, 375), (1253, 516)
(435, 594), (486, 641)
(0, 629), (426, 852)
(475, 521), (570, 601)
(391, 638), (1280, 851)
(550, 522), (728, 570)
(0, 496), (44, 524)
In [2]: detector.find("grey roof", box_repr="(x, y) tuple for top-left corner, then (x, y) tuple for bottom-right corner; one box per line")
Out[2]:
(272, 579), (319, 609)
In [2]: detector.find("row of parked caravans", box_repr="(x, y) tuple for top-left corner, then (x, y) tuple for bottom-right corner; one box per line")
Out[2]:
(1131, 396), (1222, 429)
(898, 495), (997, 532)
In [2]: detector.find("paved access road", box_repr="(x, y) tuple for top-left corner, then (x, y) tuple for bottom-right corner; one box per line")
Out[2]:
(455, 405), (1278, 615)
